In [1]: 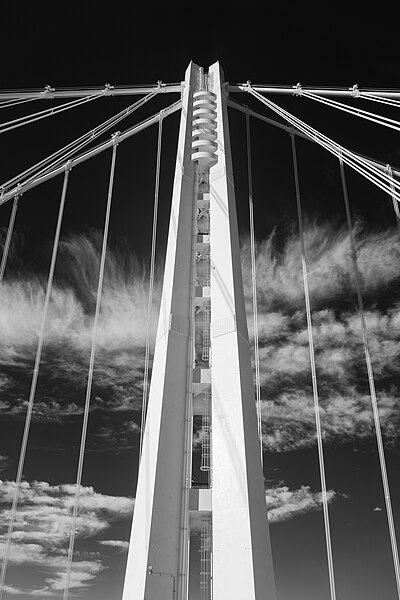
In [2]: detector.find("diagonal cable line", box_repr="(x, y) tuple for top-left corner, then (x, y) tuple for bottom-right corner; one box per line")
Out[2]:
(245, 110), (263, 466)
(228, 96), (400, 179)
(386, 165), (400, 229)
(62, 138), (118, 600)
(359, 92), (400, 108)
(0, 97), (39, 110)
(0, 100), (182, 207)
(245, 86), (400, 202)
(339, 156), (400, 599)
(248, 86), (399, 192)
(291, 134), (337, 600)
(139, 112), (163, 459)
(0, 90), (158, 196)
(0, 195), (19, 286)
(0, 167), (70, 599)
(299, 89), (400, 133)
(0, 94), (102, 134)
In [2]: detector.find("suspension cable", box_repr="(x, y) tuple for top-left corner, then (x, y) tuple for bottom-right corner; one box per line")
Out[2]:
(0, 94), (102, 134)
(300, 89), (400, 133)
(247, 86), (400, 198)
(0, 167), (70, 599)
(0, 195), (19, 286)
(291, 134), (337, 600)
(359, 93), (400, 108)
(0, 97), (39, 110)
(139, 113), (163, 459)
(245, 86), (400, 204)
(245, 110), (263, 466)
(0, 100), (181, 207)
(0, 91), (157, 196)
(63, 138), (118, 600)
(228, 96), (400, 180)
(386, 165), (400, 229)
(339, 155), (400, 598)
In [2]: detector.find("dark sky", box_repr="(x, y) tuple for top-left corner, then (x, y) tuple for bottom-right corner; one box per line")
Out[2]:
(1, 3), (400, 600)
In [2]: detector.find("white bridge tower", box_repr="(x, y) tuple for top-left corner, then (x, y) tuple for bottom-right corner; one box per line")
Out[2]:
(122, 61), (276, 600)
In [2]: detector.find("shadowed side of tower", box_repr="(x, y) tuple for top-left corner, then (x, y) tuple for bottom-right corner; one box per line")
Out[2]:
(122, 61), (276, 600)
(122, 62), (198, 600)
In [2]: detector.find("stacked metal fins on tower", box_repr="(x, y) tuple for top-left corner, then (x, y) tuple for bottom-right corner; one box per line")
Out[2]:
(122, 61), (276, 600)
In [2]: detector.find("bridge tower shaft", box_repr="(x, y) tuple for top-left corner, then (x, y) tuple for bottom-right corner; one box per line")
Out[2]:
(122, 61), (276, 600)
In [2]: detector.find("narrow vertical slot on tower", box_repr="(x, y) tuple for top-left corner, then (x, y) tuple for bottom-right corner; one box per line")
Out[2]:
(191, 386), (211, 488)
(200, 514), (212, 600)
(200, 391), (211, 478)
(190, 77), (217, 600)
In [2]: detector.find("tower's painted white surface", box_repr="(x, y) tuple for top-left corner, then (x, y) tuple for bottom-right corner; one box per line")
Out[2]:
(122, 61), (276, 600)
(122, 62), (199, 600)
(208, 62), (276, 599)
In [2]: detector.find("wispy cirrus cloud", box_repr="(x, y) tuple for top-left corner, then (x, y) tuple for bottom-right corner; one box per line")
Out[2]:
(0, 478), (335, 595)
(266, 484), (338, 522)
(0, 479), (133, 597)
(1, 222), (400, 453)
(239, 222), (400, 452)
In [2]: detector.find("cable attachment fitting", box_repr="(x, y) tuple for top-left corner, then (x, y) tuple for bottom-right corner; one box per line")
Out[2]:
(42, 85), (55, 96)
(385, 163), (393, 176)
(245, 80), (252, 91)
(293, 83), (303, 96)
(111, 131), (120, 146)
(350, 84), (360, 98)
(64, 160), (72, 172)
(14, 184), (22, 199)
(104, 83), (114, 94)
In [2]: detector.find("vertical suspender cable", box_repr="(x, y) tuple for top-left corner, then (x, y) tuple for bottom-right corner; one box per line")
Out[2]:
(291, 134), (337, 600)
(62, 139), (118, 600)
(339, 155), (400, 598)
(386, 165), (400, 230)
(0, 167), (70, 600)
(139, 113), (163, 460)
(245, 110), (263, 466)
(0, 194), (19, 286)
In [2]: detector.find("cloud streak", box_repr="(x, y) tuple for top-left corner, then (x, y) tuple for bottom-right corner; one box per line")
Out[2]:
(0, 479), (133, 597)
(0, 478), (334, 596)
(266, 484), (337, 522)
(0, 222), (400, 453)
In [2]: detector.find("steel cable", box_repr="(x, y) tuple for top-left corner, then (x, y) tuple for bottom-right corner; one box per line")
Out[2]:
(291, 134), (337, 600)
(300, 90), (400, 133)
(0, 91), (157, 196)
(0, 195), (19, 286)
(386, 165), (400, 229)
(62, 139), (118, 600)
(339, 156), (400, 599)
(0, 101), (182, 207)
(359, 93), (400, 108)
(245, 110), (263, 466)
(0, 97), (39, 110)
(246, 86), (400, 203)
(0, 168), (70, 599)
(249, 87), (400, 196)
(0, 94), (102, 134)
(139, 114), (163, 459)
